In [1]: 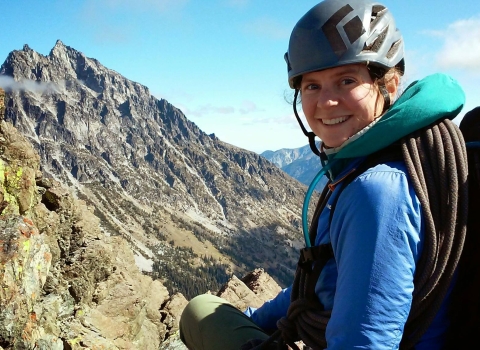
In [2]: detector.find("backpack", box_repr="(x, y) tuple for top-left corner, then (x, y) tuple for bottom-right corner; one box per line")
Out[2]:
(444, 106), (480, 348)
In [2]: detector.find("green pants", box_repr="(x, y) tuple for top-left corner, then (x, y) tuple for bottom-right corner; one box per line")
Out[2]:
(179, 294), (270, 350)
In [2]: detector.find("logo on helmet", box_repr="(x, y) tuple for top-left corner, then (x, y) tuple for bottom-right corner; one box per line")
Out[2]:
(322, 5), (366, 58)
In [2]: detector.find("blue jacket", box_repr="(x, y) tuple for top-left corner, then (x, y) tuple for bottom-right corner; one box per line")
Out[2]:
(245, 74), (465, 349)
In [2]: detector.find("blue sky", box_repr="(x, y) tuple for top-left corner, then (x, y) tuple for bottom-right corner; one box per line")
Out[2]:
(1, 0), (479, 153)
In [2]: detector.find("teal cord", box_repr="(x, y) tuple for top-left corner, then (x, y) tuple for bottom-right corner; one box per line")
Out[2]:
(302, 160), (337, 248)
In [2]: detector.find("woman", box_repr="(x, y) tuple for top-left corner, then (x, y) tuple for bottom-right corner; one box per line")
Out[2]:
(179, 0), (467, 349)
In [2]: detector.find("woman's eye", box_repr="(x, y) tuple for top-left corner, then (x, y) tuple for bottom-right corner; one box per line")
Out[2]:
(341, 78), (356, 85)
(304, 84), (319, 91)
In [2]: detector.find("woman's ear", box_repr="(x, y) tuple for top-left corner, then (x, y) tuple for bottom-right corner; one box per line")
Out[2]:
(386, 72), (400, 100)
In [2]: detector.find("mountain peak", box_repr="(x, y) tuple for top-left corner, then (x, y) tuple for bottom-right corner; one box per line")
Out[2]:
(49, 39), (75, 60)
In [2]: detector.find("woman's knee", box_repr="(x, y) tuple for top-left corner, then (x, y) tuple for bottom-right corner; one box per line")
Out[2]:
(181, 294), (226, 324)
(180, 294), (229, 348)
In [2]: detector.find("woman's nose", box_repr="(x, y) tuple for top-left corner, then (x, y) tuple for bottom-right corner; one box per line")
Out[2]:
(317, 89), (339, 108)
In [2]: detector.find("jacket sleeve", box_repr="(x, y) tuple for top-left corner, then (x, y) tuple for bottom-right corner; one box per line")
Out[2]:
(325, 163), (423, 349)
(244, 286), (292, 332)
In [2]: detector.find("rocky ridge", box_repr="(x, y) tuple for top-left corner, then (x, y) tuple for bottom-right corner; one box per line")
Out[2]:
(0, 92), (284, 348)
(0, 41), (316, 296)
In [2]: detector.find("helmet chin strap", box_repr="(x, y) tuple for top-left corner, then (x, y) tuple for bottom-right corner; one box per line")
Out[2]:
(293, 89), (322, 157)
(379, 85), (391, 113)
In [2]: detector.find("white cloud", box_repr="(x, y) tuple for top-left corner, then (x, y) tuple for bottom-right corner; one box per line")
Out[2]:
(102, 0), (188, 13)
(243, 17), (290, 40)
(0, 76), (62, 94)
(224, 0), (249, 8)
(93, 25), (133, 45)
(420, 29), (444, 38)
(435, 17), (480, 72)
(79, 0), (188, 45)
(241, 111), (302, 127)
(184, 104), (235, 117)
(172, 100), (267, 118)
(239, 100), (264, 114)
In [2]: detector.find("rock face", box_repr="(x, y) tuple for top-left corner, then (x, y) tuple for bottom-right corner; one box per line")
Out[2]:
(0, 112), (283, 348)
(0, 110), (188, 348)
(0, 41), (314, 295)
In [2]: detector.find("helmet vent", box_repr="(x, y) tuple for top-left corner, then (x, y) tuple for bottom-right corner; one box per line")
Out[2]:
(370, 5), (387, 30)
(361, 25), (388, 53)
(386, 39), (402, 59)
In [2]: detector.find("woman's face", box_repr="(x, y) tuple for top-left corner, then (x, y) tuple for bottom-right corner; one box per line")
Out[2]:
(300, 64), (383, 148)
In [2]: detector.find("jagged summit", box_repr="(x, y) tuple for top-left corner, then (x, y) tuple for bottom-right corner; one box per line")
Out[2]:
(21, 39), (65, 52)
(0, 42), (311, 296)
(49, 39), (72, 59)
(4, 40), (143, 100)
(54, 38), (64, 47)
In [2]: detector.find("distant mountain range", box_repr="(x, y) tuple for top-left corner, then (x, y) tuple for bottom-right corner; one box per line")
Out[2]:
(261, 143), (328, 190)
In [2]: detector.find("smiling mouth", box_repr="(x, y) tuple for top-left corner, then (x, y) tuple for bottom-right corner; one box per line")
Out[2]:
(322, 116), (349, 125)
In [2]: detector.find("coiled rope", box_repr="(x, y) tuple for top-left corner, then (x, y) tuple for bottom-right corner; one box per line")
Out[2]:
(399, 119), (468, 348)
(251, 118), (468, 350)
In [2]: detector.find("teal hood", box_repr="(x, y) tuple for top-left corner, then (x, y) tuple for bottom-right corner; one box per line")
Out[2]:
(331, 73), (465, 160)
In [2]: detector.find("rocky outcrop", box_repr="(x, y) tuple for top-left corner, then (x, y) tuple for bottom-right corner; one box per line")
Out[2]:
(0, 39), (321, 347)
(217, 268), (282, 311)
(163, 268), (285, 350)
(0, 106), (188, 349)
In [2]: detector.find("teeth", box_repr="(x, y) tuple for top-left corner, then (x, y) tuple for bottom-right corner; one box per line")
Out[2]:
(323, 116), (349, 125)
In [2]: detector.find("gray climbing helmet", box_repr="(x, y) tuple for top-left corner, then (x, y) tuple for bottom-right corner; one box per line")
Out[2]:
(285, 0), (404, 88)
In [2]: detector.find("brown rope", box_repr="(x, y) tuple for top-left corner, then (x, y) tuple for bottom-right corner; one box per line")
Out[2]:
(400, 119), (468, 348)
(252, 119), (468, 350)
